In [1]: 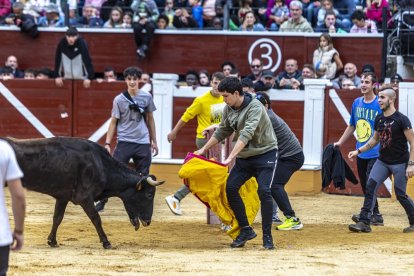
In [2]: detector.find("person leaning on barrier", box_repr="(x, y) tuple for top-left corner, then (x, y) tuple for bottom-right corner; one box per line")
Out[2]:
(54, 27), (95, 89)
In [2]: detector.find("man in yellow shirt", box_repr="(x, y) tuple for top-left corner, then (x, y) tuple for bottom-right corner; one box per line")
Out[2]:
(165, 72), (225, 215)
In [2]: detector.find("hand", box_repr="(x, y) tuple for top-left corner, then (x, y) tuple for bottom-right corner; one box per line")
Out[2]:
(11, 231), (23, 251)
(348, 150), (358, 161)
(222, 156), (233, 166)
(167, 131), (176, 143)
(83, 79), (91, 88)
(152, 142), (159, 157)
(195, 147), (206, 156)
(291, 78), (300, 89)
(96, 78), (104, 83)
(104, 144), (111, 153)
(407, 165), (414, 178)
(202, 124), (218, 137)
(55, 77), (64, 87)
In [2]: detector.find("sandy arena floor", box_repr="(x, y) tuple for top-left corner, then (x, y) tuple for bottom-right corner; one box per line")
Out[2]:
(5, 181), (414, 275)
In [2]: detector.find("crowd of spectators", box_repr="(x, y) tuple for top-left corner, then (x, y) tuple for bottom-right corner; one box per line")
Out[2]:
(0, 0), (401, 32)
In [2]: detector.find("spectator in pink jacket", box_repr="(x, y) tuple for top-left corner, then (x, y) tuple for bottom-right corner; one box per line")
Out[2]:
(366, 0), (391, 29)
(0, 0), (11, 17)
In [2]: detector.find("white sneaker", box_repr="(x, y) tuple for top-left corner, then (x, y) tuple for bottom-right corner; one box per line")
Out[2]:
(165, 195), (182, 215)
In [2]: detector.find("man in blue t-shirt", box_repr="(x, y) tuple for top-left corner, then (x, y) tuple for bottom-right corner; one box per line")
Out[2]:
(334, 72), (383, 225)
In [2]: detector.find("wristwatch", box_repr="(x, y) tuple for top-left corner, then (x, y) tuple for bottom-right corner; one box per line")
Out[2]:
(408, 161), (414, 166)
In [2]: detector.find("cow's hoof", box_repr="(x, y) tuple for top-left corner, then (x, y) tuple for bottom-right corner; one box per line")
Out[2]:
(47, 240), (58, 247)
(103, 241), (112, 249)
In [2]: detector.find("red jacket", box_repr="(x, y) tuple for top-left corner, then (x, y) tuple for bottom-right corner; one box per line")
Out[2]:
(366, 0), (392, 26)
(0, 0), (11, 17)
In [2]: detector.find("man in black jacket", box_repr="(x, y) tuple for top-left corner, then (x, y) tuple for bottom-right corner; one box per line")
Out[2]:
(54, 27), (95, 88)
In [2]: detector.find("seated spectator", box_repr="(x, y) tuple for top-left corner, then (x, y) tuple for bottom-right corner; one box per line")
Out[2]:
(276, 59), (302, 89)
(36, 68), (53, 79)
(238, 0), (253, 25)
(122, 11), (133, 28)
(239, 10), (266, 31)
(162, 0), (175, 27)
(279, 1), (313, 32)
(333, 0), (356, 30)
(332, 62), (361, 89)
(261, 70), (277, 89)
(69, 7), (79, 26)
(157, 14), (174, 29)
(37, 4), (65, 27)
(202, 0), (216, 26)
(103, 6), (123, 28)
(24, 68), (37, 79)
(340, 78), (356, 89)
(141, 72), (151, 83)
(173, 7), (198, 28)
(189, 0), (203, 28)
(1, 2), (38, 38)
(314, 11), (347, 33)
(0, 0), (11, 18)
(4, 55), (24, 78)
(246, 58), (263, 83)
(221, 61), (236, 77)
(312, 33), (343, 80)
(76, 5), (104, 27)
(178, 70), (199, 88)
(1, 66), (14, 80)
(316, 0), (339, 28)
(390, 73), (403, 90)
(84, 0), (106, 17)
(209, 16), (223, 29)
(299, 63), (315, 89)
(97, 67), (119, 82)
(253, 80), (270, 93)
(131, 0), (159, 58)
(100, 0), (132, 23)
(241, 77), (255, 94)
(267, 0), (289, 31)
(350, 9), (377, 33)
(365, 0), (391, 30)
(199, 70), (210, 86)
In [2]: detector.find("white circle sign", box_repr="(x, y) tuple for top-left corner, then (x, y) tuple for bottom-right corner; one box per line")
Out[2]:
(248, 38), (282, 72)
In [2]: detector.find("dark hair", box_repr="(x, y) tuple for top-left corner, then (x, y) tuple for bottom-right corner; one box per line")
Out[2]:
(318, 33), (333, 50)
(104, 66), (116, 74)
(186, 70), (199, 81)
(241, 77), (254, 88)
(123, 66), (142, 78)
(351, 10), (365, 21)
(361, 71), (377, 84)
(66, 26), (78, 36)
(211, 71), (225, 81)
(24, 68), (37, 75)
(229, 68), (240, 76)
(157, 14), (170, 26)
(36, 67), (53, 77)
(255, 92), (271, 109)
(221, 61), (236, 70)
(303, 63), (315, 72)
(218, 76), (243, 94)
(1, 66), (13, 75)
(253, 80), (268, 92)
(324, 10), (337, 21)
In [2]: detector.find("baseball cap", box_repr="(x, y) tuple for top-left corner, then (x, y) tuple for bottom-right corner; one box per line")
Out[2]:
(391, 73), (403, 82)
(262, 70), (274, 78)
(362, 64), (375, 73)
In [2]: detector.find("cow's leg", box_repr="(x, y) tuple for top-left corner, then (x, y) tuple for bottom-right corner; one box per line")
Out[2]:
(80, 200), (112, 249)
(47, 199), (68, 247)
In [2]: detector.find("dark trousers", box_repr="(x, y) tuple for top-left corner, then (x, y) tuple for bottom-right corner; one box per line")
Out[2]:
(271, 151), (304, 218)
(360, 160), (414, 225)
(357, 157), (380, 214)
(113, 141), (152, 175)
(133, 21), (156, 49)
(226, 149), (278, 235)
(0, 245), (10, 276)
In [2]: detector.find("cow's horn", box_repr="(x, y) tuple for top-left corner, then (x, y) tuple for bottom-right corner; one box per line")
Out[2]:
(146, 176), (165, 186)
(136, 183), (142, 190)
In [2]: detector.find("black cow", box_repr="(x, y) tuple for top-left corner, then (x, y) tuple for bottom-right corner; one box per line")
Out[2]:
(4, 137), (164, 249)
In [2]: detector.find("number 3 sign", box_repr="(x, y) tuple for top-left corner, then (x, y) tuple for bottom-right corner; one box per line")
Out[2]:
(248, 38), (282, 73)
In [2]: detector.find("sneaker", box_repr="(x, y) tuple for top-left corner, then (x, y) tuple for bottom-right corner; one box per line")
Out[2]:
(95, 199), (107, 212)
(272, 216), (282, 224)
(230, 226), (257, 248)
(276, 217), (303, 231)
(221, 223), (232, 232)
(349, 221), (372, 233)
(165, 195), (182, 215)
(352, 214), (384, 226)
(403, 225), (414, 233)
(137, 47), (146, 58)
(263, 234), (275, 250)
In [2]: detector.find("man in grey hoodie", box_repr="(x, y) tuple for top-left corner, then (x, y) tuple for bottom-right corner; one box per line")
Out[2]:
(197, 77), (278, 250)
